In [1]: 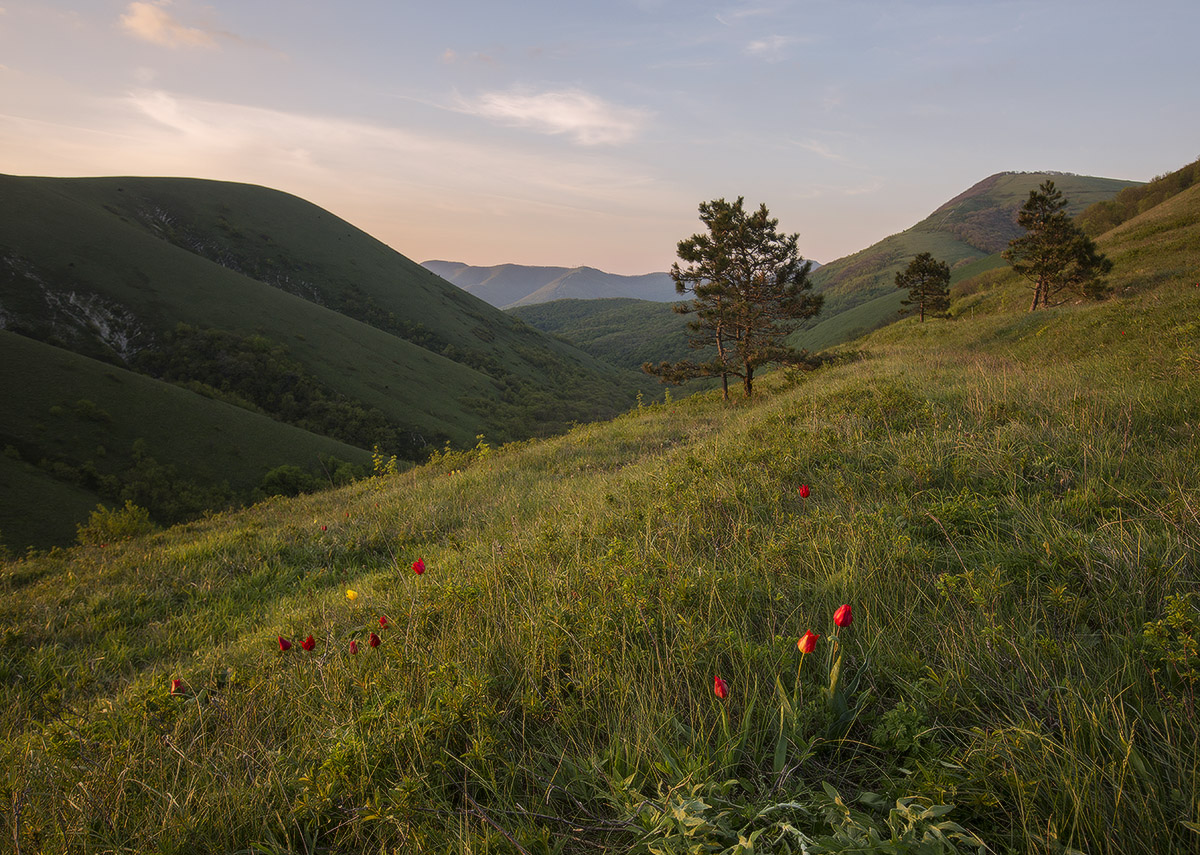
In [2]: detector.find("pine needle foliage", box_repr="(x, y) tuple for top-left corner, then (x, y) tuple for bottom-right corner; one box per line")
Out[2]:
(1002, 180), (1113, 310)
(644, 198), (823, 399)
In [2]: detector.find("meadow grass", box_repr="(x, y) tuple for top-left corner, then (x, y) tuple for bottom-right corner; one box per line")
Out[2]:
(2, 258), (1198, 852)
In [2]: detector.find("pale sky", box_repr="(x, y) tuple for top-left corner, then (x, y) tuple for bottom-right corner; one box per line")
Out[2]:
(2, 1), (1196, 274)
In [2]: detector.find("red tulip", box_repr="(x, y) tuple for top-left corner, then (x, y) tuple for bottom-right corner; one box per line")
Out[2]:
(278, 636), (292, 651)
(833, 604), (853, 628)
(412, 558), (425, 575)
(798, 630), (820, 653)
(379, 615), (389, 628)
(369, 632), (381, 648)
(713, 675), (729, 700)
(301, 635), (315, 651)
(349, 640), (359, 655)
(170, 679), (183, 695)
(799, 484), (810, 498)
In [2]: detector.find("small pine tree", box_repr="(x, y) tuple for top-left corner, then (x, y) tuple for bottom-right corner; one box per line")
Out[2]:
(644, 197), (822, 399)
(1003, 180), (1113, 310)
(894, 252), (951, 321)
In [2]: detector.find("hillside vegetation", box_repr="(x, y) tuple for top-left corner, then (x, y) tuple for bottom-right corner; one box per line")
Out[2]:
(507, 297), (704, 373)
(1, 171), (1197, 854)
(792, 172), (1139, 351)
(1, 176), (639, 549)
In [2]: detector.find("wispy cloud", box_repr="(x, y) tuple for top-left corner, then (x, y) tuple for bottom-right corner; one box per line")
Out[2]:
(792, 138), (846, 162)
(462, 88), (648, 145)
(119, 1), (231, 49)
(745, 34), (797, 61)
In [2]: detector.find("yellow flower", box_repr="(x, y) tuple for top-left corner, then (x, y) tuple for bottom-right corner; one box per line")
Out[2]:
(346, 589), (358, 601)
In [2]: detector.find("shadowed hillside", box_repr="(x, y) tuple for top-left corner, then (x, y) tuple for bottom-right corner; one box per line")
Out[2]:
(1, 175), (640, 549)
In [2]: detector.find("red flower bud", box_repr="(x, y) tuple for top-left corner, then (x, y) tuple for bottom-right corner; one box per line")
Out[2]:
(713, 675), (729, 700)
(369, 632), (381, 648)
(301, 635), (315, 651)
(798, 630), (820, 653)
(170, 679), (183, 695)
(412, 558), (425, 575)
(278, 636), (292, 651)
(379, 616), (389, 628)
(833, 604), (853, 628)
(349, 640), (359, 655)
(799, 484), (810, 498)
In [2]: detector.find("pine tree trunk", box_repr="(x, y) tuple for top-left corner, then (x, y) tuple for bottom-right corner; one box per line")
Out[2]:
(721, 373), (729, 400)
(744, 365), (754, 397)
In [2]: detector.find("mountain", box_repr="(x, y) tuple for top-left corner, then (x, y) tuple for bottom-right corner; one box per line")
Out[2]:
(1, 175), (639, 549)
(791, 171), (1141, 351)
(3, 163), (1197, 855)
(422, 260), (680, 307)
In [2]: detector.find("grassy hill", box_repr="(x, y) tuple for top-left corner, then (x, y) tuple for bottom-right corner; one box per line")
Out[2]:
(791, 172), (1140, 352)
(1, 166), (1197, 853)
(0, 330), (375, 549)
(506, 297), (704, 373)
(1, 175), (640, 549)
(423, 260), (679, 308)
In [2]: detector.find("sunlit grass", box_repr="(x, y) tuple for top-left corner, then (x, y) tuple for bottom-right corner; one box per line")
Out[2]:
(3, 248), (1199, 851)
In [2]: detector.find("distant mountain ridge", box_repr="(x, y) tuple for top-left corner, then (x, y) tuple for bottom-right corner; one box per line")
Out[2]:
(422, 260), (680, 308)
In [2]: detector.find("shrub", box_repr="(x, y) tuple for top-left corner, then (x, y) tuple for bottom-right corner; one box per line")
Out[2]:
(76, 501), (159, 545)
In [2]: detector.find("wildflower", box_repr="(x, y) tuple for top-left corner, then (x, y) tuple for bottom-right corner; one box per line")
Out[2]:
(346, 589), (358, 601)
(349, 640), (359, 655)
(799, 484), (810, 498)
(833, 604), (853, 628)
(412, 558), (425, 575)
(321, 525), (327, 531)
(369, 632), (381, 648)
(713, 675), (729, 700)
(278, 636), (292, 651)
(170, 679), (183, 695)
(379, 615), (389, 628)
(798, 630), (820, 653)
(301, 635), (315, 651)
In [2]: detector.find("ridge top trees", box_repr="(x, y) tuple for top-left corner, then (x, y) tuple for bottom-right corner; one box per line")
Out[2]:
(643, 197), (822, 399)
(895, 252), (951, 321)
(1003, 180), (1113, 310)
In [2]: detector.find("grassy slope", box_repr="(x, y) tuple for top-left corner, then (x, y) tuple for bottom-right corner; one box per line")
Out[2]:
(2, 175), (639, 548)
(0, 330), (374, 549)
(1, 186), (1198, 854)
(507, 297), (701, 372)
(792, 172), (1139, 353)
(1, 176), (636, 429)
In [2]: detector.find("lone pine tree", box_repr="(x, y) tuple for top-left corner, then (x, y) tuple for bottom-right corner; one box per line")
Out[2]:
(895, 252), (951, 321)
(643, 197), (822, 399)
(1003, 180), (1113, 311)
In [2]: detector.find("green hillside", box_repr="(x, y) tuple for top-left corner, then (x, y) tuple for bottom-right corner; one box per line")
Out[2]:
(1, 166), (1197, 853)
(0, 330), (375, 550)
(792, 172), (1140, 352)
(507, 297), (703, 373)
(1, 175), (640, 548)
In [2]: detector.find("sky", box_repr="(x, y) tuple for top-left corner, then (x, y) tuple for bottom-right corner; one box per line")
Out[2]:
(2, 1), (1197, 274)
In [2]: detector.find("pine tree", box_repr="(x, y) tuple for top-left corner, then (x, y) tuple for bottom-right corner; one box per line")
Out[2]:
(894, 252), (951, 321)
(643, 198), (822, 398)
(1002, 180), (1113, 310)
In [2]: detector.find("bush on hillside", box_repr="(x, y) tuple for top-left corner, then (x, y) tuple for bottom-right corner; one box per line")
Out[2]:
(76, 500), (159, 545)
